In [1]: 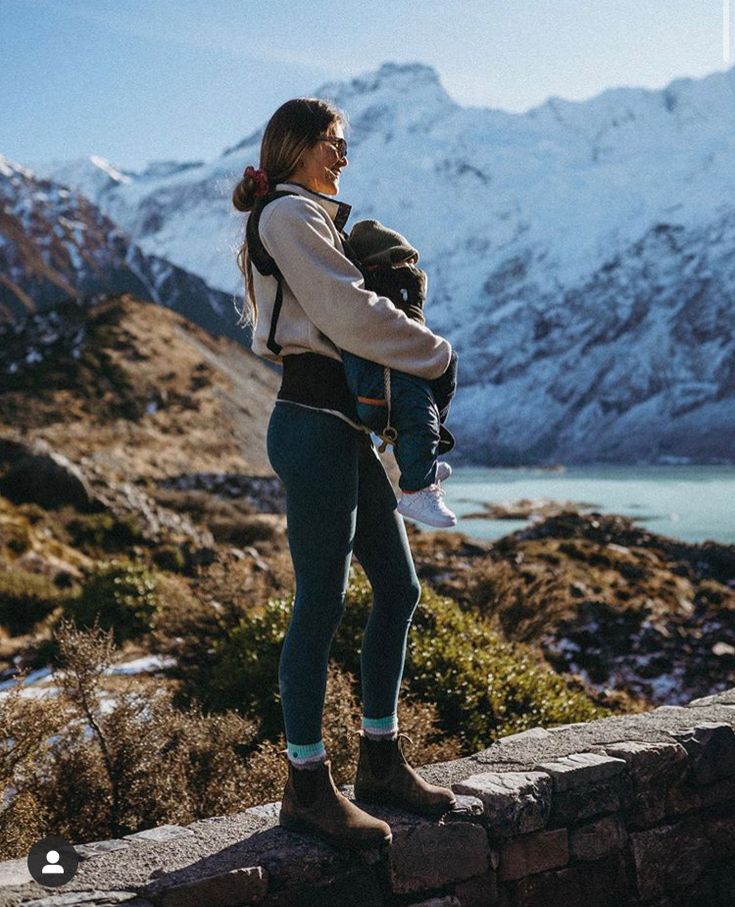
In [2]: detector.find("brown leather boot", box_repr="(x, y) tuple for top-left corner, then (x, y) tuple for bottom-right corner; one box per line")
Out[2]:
(353, 730), (458, 817)
(278, 750), (393, 852)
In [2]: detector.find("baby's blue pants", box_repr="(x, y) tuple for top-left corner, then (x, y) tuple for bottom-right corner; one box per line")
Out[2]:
(266, 402), (421, 748)
(343, 353), (442, 491)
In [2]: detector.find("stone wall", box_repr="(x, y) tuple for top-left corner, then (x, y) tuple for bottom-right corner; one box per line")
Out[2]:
(2, 689), (735, 907)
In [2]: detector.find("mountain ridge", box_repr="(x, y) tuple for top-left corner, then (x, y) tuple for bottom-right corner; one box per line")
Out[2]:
(10, 61), (735, 464)
(0, 154), (246, 346)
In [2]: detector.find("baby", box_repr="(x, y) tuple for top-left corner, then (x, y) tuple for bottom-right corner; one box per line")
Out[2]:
(342, 219), (459, 528)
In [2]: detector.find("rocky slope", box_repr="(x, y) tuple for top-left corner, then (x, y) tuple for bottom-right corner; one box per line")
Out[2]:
(0, 156), (246, 345)
(33, 62), (735, 465)
(0, 293), (280, 479)
(409, 512), (735, 706)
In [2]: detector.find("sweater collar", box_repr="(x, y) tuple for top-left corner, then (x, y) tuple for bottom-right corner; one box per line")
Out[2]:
(275, 181), (352, 232)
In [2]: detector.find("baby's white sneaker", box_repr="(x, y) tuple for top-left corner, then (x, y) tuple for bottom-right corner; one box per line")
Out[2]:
(436, 461), (452, 483)
(397, 483), (457, 528)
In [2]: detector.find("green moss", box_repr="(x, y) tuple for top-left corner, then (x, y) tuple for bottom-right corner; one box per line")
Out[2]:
(67, 559), (161, 644)
(0, 570), (64, 635)
(66, 512), (146, 553)
(152, 544), (187, 573)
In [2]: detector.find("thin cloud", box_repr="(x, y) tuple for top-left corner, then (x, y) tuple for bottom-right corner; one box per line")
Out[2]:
(39, 1), (355, 76)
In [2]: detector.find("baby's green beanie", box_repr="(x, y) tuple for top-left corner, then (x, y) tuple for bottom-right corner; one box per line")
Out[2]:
(348, 219), (418, 266)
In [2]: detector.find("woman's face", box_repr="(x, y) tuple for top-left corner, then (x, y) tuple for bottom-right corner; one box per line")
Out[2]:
(291, 121), (347, 196)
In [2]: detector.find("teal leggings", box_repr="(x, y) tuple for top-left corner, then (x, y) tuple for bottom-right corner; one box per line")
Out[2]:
(266, 402), (421, 748)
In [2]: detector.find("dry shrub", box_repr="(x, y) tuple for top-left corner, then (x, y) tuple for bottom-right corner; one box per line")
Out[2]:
(1, 618), (264, 858)
(0, 789), (48, 859)
(148, 487), (257, 525)
(469, 558), (570, 642)
(0, 675), (66, 858)
(209, 515), (279, 547)
(237, 736), (289, 807)
(390, 694), (465, 765)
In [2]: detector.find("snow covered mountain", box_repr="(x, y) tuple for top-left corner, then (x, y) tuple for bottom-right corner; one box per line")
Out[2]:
(0, 156), (245, 345)
(26, 62), (735, 464)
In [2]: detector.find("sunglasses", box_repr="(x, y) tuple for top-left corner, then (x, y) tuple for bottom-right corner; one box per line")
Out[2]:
(318, 135), (348, 159)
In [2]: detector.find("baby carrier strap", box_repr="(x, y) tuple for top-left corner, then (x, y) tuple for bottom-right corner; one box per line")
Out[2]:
(247, 194), (402, 453)
(247, 192), (372, 356)
(338, 230), (400, 451)
(338, 231), (365, 271)
(246, 190), (301, 355)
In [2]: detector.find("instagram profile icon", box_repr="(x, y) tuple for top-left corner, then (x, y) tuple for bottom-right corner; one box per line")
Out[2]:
(27, 835), (79, 888)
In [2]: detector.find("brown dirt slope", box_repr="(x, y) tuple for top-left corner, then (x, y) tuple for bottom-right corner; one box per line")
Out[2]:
(0, 293), (280, 479)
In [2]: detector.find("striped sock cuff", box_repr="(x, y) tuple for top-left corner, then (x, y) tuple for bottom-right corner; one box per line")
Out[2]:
(287, 739), (327, 764)
(362, 714), (398, 737)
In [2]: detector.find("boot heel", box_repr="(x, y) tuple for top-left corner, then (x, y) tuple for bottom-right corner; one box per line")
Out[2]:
(355, 731), (459, 818)
(280, 809), (391, 852)
(278, 811), (313, 835)
(279, 758), (393, 852)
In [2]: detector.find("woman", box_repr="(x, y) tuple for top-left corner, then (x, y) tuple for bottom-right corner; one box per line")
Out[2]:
(232, 97), (458, 852)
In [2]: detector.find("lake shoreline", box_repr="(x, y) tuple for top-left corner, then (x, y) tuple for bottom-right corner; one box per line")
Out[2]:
(434, 463), (735, 545)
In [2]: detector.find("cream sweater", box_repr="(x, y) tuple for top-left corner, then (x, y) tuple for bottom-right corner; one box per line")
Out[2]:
(250, 182), (452, 382)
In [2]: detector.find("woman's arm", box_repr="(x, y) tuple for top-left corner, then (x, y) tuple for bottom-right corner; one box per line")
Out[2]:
(259, 195), (452, 381)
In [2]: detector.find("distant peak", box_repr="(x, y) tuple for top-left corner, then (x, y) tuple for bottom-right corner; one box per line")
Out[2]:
(0, 154), (35, 180)
(136, 159), (205, 180)
(317, 61), (456, 116)
(374, 62), (441, 83)
(88, 155), (133, 184)
(321, 61), (444, 96)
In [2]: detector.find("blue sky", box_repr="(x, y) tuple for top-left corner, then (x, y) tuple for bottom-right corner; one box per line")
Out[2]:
(1, 0), (730, 171)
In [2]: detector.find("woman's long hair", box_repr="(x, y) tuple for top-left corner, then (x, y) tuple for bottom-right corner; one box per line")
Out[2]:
(232, 97), (344, 328)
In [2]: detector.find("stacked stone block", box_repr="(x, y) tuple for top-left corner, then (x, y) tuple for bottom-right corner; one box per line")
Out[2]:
(2, 691), (735, 906)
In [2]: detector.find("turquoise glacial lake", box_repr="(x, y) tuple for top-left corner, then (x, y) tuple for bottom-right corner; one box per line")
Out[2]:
(439, 465), (735, 545)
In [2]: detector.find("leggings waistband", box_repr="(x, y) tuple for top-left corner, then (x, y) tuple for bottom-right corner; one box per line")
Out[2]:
(278, 352), (359, 423)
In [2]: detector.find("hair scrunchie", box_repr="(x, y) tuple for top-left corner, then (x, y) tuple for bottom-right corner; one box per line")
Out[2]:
(243, 165), (269, 198)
